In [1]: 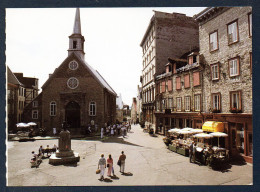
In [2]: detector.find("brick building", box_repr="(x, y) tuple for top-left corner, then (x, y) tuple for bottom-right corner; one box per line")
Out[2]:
(24, 8), (117, 134)
(140, 10), (199, 129)
(194, 7), (252, 163)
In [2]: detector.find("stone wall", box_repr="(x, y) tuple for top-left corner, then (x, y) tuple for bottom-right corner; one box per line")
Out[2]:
(199, 7), (252, 113)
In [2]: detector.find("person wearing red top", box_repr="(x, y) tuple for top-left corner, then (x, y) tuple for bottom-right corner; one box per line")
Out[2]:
(119, 151), (126, 173)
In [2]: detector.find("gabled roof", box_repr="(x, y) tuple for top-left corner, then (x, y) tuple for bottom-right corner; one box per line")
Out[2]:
(41, 52), (117, 96)
(7, 66), (23, 86)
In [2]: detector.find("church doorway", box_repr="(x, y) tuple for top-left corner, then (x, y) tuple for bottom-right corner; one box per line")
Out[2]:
(65, 101), (80, 128)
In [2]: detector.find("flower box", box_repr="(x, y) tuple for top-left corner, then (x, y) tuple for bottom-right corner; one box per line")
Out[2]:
(229, 108), (242, 113)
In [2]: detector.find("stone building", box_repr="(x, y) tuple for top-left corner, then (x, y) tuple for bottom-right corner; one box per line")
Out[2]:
(140, 10), (199, 129)
(24, 8), (117, 134)
(7, 66), (25, 132)
(194, 7), (252, 163)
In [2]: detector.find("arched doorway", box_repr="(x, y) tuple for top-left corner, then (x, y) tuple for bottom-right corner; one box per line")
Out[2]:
(65, 101), (80, 128)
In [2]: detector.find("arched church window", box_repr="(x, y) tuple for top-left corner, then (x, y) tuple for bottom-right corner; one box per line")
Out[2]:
(73, 40), (77, 49)
(50, 101), (56, 116)
(69, 60), (78, 70)
(67, 77), (79, 89)
(89, 101), (96, 116)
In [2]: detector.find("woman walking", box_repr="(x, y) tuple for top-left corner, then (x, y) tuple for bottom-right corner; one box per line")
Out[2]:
(107, 154), (114, 177)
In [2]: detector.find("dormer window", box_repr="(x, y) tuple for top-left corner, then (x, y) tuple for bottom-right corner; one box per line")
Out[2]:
(188, 55), (197, 64)
(73, 41), (77, 49)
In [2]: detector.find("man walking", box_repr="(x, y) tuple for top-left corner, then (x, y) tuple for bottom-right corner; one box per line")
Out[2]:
(119, 151), (126, 174)
(189, 141), (194, 163)
(98, 154), (106, 180)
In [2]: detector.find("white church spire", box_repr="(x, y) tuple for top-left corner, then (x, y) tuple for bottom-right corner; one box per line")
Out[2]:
(73, 8), (81, 34)
(68, 8), (85, 60)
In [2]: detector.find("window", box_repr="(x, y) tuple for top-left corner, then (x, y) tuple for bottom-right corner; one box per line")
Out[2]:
(176, 97), (182, 111)
(211, 63), (220, 80)
(32, 110), (38, 119)
(194, 95), (201, 111)
(248, 13), (252, 37)
(89, 101), (96, 116)
(193, 72), (200, 86)
(33, 101), (38, 107)
(168, 98), (173, 110)
(67, 77), (79, 89)
(50, 101), (56, 116)
(73, 40), (77, 49)
(176, 77), (181, 90)
(156, 100), (160, 111)
(229, 57), (240, 77)
(69, 61), (78, 70)
(230, 91), (242, 110)
(168, 79), (172, 92)
(185, 96), (191, 111)
(184, 74), (190, 88)
(162, 99), (166, 110)
(227, 20), (239, 44)
(209, 31), (218, 51)
(212, 93), (221, 111)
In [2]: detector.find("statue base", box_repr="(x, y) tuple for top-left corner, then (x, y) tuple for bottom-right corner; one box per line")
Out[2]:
(49, 151), (80, 165)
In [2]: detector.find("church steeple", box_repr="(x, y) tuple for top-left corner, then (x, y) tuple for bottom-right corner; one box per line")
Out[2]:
(68, 8), (85, 60)
(73, 8), (81, 34)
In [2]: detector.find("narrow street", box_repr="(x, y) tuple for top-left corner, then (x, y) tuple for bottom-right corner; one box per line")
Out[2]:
(7, 124), (252, 186)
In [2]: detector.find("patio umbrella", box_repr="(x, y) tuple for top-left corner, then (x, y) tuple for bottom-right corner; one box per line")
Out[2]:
(209, 132), (228, 147)
(16, 123), (30, 127)
(190, 129), (203, 134)
(168, 128), (180, 133)
(27, 122), (37, 126)
(182, 127), (193, 131)
(178, 130), (192, 135)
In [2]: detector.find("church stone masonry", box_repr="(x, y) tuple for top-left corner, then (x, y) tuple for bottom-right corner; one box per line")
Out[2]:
(24, 8), (117, 134)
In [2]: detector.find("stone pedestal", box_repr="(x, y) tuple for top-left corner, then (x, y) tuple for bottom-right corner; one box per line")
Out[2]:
(49, 130), (80, 165)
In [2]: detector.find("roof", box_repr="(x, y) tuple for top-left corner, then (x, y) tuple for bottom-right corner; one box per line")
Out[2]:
(7, 66), (23, 86)
(41, 52), (117, 96)
(13, 73), (38, 89)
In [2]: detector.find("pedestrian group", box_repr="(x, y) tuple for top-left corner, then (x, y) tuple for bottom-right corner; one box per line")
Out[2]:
(97, 151), (127, 181)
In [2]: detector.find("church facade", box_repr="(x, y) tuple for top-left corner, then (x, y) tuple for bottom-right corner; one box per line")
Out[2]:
(24, 8), (117, 134)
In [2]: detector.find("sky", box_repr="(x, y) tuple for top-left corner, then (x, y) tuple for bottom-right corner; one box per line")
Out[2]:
(6, 7), (206, 106)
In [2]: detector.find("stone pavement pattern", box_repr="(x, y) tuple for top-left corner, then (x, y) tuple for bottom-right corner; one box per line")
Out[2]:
(7, 125), (252, 186)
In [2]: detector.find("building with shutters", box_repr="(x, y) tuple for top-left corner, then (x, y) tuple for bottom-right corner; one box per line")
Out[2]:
(155, 49), (204, 135)
(140, 10), (199, 130)
(24, 8), (117, 135)
(154, 7), (252, 163)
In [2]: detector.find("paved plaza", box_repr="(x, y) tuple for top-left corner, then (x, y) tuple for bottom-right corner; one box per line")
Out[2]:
(7, 125), (252, 186)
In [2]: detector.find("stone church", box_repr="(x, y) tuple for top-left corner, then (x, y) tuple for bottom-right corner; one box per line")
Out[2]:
(24, 8), (117, 134)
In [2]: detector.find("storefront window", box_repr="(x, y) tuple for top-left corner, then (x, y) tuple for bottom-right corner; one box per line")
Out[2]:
(236, 124), (244, 154)
(248, 133), (253, 156)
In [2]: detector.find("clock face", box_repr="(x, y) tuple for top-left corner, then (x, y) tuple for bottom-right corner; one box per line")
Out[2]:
(67, 77), (79, 89)
(69, 60), (78, 70)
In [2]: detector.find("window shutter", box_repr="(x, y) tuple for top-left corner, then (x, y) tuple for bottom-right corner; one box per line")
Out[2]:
(184, 74), (190, 88)
(168, 79), (172, 91)
(193, 72), (200, 86)
(176, 77), (181, 90)
(162, 81), (166, 92)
